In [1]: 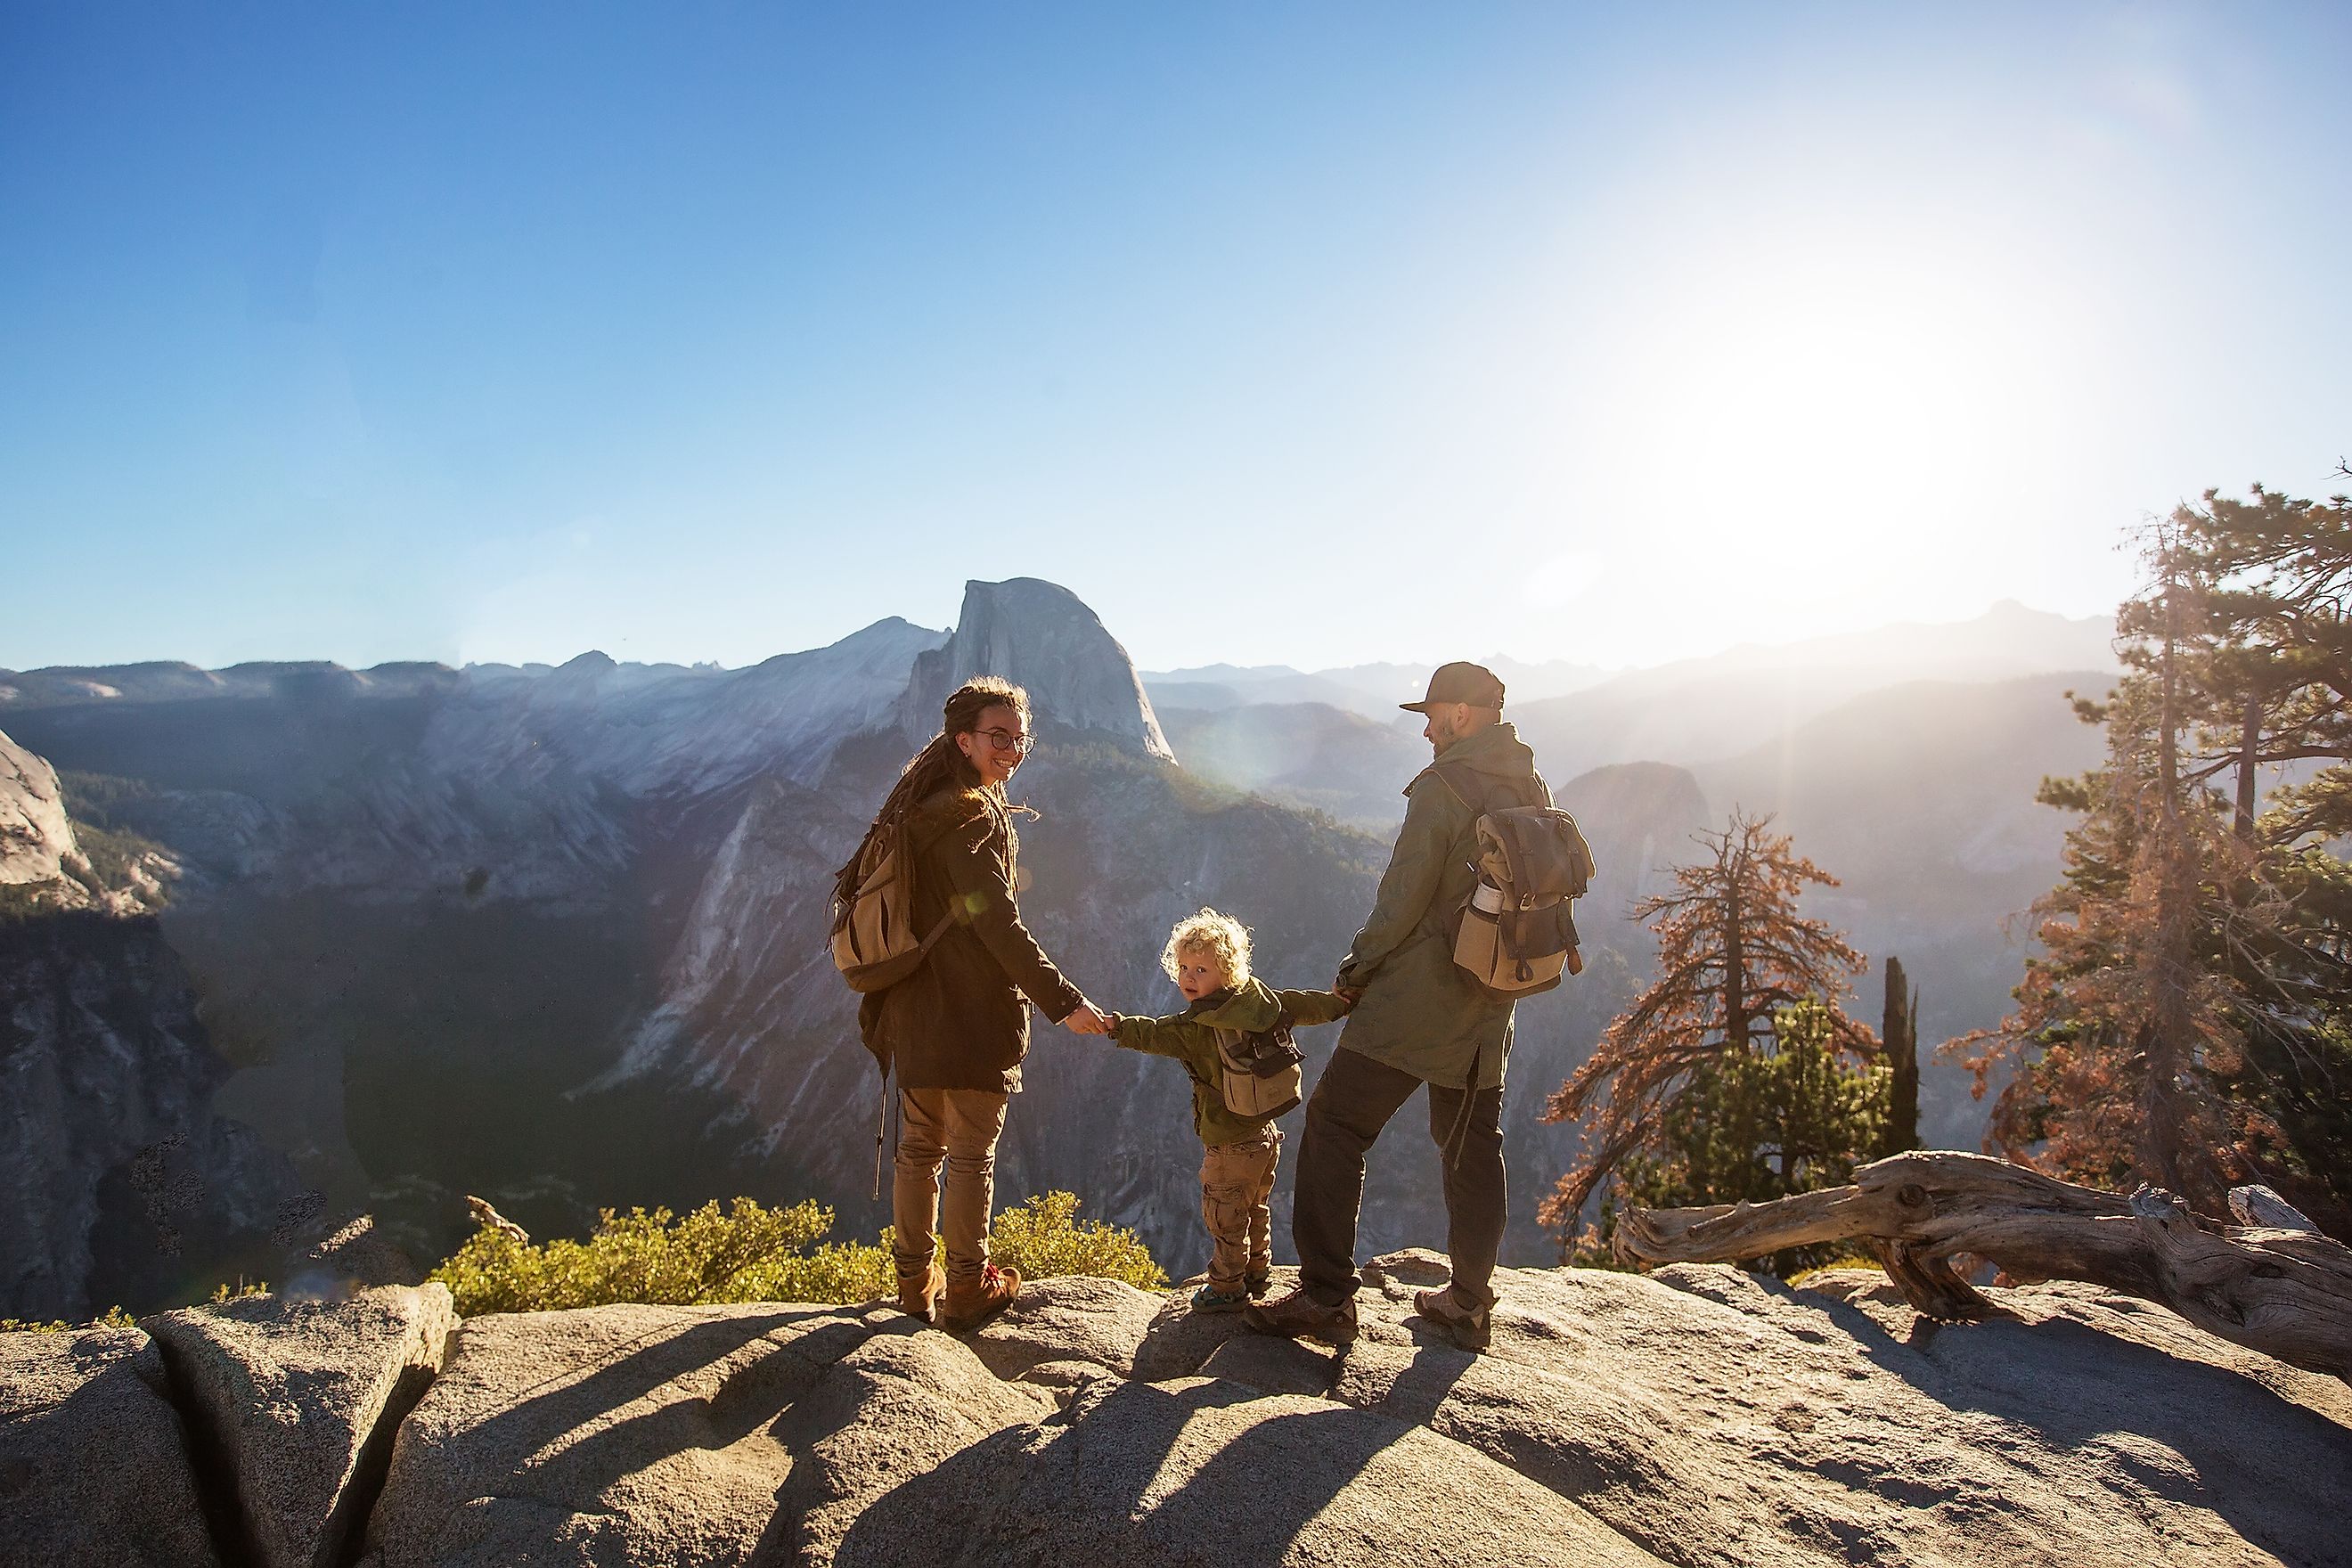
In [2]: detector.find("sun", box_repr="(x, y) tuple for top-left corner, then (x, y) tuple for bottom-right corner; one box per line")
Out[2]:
(1529, 215), (2089, 659)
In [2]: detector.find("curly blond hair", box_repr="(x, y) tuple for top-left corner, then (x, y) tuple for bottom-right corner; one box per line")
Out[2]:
(1161, 908), (1252, 989)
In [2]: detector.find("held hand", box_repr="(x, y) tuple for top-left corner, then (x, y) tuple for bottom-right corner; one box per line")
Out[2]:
(1065, 1002), (1112, 1036)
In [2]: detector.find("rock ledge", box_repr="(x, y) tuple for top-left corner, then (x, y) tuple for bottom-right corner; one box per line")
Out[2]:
(6, 1252), (2348, 1568)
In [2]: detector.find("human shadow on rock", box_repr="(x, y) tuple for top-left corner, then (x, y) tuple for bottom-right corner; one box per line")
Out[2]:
(829, 1376), (1401, 1567)
(435, 1309), (849, 1495)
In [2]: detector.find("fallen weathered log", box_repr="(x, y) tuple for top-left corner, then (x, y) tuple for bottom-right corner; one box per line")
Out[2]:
(1615, 1150), (2352, 1379)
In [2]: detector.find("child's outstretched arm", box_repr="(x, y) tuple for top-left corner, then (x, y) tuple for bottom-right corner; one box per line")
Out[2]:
(1104, 1011), (1196, 1060)
(1271, 989), (1354, 1028)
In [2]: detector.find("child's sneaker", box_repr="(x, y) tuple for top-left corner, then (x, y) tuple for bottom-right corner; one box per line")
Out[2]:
(1191, 1282), (1249, 1313)
(1244, 1267), (1272, 1298)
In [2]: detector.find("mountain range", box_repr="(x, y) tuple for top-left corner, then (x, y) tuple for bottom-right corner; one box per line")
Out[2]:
(1, 589), (2117, 1319)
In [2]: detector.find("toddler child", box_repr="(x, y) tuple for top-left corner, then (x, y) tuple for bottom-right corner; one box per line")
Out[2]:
(1102, 909), (1350, 1311)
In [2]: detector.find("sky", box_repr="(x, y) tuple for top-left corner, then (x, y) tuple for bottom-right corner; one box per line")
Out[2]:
(3, 2), (2347, 675)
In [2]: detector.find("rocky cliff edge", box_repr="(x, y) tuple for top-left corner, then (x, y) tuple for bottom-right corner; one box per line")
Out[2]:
(5, 1250), (2348, 1568)
(0, 726), (80, 890)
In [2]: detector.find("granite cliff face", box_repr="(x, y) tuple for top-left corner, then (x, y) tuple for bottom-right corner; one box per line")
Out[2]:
(6, 1252), (2346, 1568)
(0, 912), (306, 1321)
(2, 724), (304, 1322)
(0, 728), (78, 889)
(896, 578), (1173, 758)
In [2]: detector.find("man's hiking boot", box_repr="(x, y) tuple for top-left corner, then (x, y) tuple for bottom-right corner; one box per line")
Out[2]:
(1244, 1267), (1272, 1298)
(942, 1263), (1021, 1332)
(1191, 1282), (1249, 1313)
(1244, 1286), (1357, 1345)
(1414, 1284), (1492, 1352)
(895, 1262), (944, 1326)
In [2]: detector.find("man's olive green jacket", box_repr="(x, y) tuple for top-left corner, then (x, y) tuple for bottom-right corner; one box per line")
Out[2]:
(1334, 721), (1549, 1090)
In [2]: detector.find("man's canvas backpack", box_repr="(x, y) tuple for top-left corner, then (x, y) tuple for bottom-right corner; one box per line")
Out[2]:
(1433, 764), (1596, 1000)
(1211, 1020), (1305, 1120)
(829, 816), (952, 994)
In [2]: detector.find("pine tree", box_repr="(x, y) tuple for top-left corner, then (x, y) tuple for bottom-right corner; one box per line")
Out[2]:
(1541, 811), (1878, 1249)
(1951, 491), (2352, 1226)
(2160, 485), (2352, 1228)
(1611, 998), (1891, 1274)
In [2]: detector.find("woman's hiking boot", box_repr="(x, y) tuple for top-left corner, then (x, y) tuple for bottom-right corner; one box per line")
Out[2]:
(1191, 1282), (1249, 1313)
(895, 1262), (945, 1326)
(1243, 1286), (1357, 1345)
(1413, 1284), (1492, 1352)
(1244, 1267), (1272, 1298)
(942, 1263), (1021, 1332)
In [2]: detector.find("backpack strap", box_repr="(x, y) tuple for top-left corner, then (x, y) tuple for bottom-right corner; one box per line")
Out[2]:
(1425, 759), (1482, 815)
(1211, 1026), (1249, 1091)
(1428, 759), (1548, 819)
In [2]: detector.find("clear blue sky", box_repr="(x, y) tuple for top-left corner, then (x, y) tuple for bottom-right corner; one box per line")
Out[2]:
(4, 3), (2347, 674)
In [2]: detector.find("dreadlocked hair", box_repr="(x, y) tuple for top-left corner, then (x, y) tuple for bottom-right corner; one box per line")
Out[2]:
(838, 678), (1035, 911)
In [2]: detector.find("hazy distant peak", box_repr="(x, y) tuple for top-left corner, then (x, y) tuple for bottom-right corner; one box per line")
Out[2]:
(850, 615), (947, 641)
(1980, 598), (2097, 623)
(827, 616), (951, 657)
(738, 617), (949, 688)
(1142, 654), (1612, 720)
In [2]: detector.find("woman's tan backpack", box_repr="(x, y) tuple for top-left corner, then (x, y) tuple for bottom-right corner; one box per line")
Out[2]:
(1211, 1020), (1305, 1120)
(829, 818), (952, 994)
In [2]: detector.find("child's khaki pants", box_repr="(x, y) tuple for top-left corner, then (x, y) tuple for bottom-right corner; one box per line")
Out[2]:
(1200, 1130), (1281, 1293)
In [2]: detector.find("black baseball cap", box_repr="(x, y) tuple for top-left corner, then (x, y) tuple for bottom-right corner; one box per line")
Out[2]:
(1401, 661), (1506, 713)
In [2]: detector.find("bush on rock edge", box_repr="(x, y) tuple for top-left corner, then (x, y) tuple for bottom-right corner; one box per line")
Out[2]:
(429, 1190), (1167, 1315)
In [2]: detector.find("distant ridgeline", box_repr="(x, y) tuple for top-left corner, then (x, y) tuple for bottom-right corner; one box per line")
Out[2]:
(0, 589), (2112, 1320)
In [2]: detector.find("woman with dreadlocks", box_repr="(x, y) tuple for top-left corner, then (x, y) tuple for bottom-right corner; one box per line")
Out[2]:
(853, 675), (1109, 1329)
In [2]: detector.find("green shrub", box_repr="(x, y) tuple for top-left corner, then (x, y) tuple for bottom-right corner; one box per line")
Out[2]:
(989, 1190), (1166, 1289)
(429, 1190), (1165, 1315)
(1787, 1254), (1885, 1290)
(3, 1306), (135, 1334)
(430, 1196), (833, 1315)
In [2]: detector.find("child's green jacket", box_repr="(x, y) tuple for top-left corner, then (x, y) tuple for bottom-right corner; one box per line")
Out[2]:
(1110, 977), (1351, 1147)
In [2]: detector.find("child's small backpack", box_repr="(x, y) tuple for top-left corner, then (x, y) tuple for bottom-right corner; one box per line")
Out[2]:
(1433, 763), (1596, 1000)
(1211, 1020), (1305, 1120)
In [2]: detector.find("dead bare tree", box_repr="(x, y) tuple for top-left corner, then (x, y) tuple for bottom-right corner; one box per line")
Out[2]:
(1542, 811), (1874, 1243)
(1615, 1151), (2352, 1379)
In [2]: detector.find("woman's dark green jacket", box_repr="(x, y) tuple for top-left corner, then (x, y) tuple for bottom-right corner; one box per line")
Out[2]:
(857, 786), (1084, 1093)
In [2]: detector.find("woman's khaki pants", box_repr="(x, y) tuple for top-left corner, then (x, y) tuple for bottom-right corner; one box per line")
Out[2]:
(893, 1087), (1009, 1288)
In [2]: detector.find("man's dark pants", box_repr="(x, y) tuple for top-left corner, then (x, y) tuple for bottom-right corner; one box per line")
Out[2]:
(1293, 1046), (1506, 1309)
